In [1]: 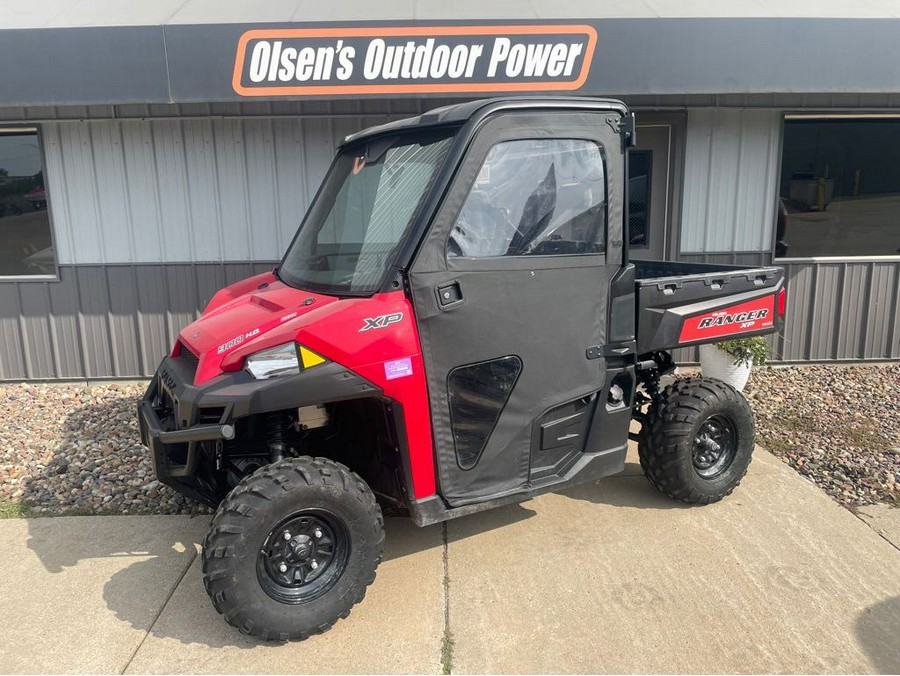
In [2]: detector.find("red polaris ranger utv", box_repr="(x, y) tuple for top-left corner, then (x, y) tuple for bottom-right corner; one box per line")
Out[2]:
(139, 97), (785, 640)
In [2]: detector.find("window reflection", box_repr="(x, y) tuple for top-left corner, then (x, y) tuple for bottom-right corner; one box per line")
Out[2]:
(0, 128), (54, 275)
(778, 118), (900, 258)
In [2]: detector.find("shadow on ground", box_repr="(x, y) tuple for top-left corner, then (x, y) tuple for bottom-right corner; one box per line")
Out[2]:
(23, 503), (533, 649)
(560, 464), (690, 510)
(855, 595), (900, 673)
(16, 389), (679, 649)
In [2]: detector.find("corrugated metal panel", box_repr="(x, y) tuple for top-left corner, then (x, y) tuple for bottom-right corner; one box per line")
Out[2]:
(1, 259), (898, 380)
(773, 260), (900, 361)
(680, 108), (782, 253)
(773, 262), (813, 363)
(0, 284), (26, 379)
(671, 254), (900, 364)
(41, 110), (415, 265)
(2, 262), (283, 379)
(678, 252), (772, 266)
(867, 263), (900, 359)
(47, 269), (85, 378)
(18, 283), (55, 378)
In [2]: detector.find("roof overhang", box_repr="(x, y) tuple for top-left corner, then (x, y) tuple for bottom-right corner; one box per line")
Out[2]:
(2, 13), (900, 107)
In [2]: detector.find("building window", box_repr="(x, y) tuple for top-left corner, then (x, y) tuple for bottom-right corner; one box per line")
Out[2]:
(448, 138), (606, 258)
(778, 117), (900, 258)
(0, 127), (55, 276)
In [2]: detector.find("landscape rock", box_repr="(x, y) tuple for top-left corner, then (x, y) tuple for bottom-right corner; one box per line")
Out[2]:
(0, 365), (897, 515)
(744, 363), (900, 508)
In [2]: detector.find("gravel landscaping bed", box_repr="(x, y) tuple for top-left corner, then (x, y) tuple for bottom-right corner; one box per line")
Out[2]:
(0, 381), (209, 516)
(0, 364), (897, 516)
(744, 363), (900, 508)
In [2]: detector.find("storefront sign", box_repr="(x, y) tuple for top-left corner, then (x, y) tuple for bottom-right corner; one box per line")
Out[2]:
(232, 25), (596, 96)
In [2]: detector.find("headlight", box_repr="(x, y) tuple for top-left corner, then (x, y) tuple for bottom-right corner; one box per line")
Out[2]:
(245, 343), (299, 379)
(244, 343), (327, 380)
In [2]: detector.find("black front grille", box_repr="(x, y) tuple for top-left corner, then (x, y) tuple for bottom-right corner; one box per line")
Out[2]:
(198, 406), (226, 424)
(177, 345), (199, 375)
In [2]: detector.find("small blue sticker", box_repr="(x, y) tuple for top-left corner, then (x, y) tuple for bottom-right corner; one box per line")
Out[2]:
(384, 357), (413, 380)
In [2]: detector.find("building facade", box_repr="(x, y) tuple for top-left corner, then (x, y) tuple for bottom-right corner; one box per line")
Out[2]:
(0, 4), (898, 379)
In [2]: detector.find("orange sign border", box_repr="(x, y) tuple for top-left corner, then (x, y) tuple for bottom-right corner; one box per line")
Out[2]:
(232, 24), (597, 97)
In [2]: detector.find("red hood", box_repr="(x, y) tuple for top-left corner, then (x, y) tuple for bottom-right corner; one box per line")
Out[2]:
(177, 272), (339, 383)
(175, 271), (422, 387)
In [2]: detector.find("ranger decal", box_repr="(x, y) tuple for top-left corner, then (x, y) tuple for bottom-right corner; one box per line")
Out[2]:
(679, 295), (776, 343)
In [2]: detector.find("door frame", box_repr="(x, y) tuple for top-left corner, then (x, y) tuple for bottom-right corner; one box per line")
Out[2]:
(631, 111), (686, 261)
(407, 107), (627, 506)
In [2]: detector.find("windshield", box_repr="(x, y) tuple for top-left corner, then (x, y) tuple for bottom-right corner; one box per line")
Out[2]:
(279, 130), (455, 295)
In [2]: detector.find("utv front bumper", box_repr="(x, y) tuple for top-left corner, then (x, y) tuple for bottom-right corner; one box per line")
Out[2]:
(138, 354), (382, 505)
(138, 367), (236, 505)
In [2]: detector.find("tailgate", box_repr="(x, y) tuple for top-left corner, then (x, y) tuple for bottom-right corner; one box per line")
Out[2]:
(634, 260), (785, 354)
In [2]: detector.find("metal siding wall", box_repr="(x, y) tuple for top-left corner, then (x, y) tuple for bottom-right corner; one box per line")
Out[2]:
(867, 263), (900, 358)
(4, 257), (894, 380)
(41, 112), (397, 265)
(672, 255), (900, 364)
(1, 262), (283, 380)
(680, 108), (781, 253)
(774, 261), (900, 362)
(0, 285), (26, 379)
(1, 102), (898, 378)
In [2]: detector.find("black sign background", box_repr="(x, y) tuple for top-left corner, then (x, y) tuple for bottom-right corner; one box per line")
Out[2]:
(4, 18), (900, 106)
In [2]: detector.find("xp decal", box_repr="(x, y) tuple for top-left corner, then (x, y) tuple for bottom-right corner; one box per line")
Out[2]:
(232, 25), (596, 97)
(360, 313), (403, 332)
(679, 295), (776, 343)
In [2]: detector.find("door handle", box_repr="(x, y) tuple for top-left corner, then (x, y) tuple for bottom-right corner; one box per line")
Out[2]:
(437, 281), (463, 308)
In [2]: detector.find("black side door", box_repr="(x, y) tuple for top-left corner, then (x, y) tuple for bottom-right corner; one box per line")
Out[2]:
(408, 109), (629, 506)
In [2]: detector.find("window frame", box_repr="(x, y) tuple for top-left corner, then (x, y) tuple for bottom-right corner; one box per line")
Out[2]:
(443, 134), (610, 264)
(774, 112), (900, 264)
(0, 124), (60, 282)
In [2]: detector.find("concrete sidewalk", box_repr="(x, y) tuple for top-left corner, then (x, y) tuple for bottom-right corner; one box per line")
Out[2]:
(1, 447), (898, 674)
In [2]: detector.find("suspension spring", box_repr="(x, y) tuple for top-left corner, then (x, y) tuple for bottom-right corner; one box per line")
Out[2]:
(266, 412), (292, 463)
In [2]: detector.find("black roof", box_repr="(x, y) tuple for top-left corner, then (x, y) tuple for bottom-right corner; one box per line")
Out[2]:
(341, 96), (629, 147)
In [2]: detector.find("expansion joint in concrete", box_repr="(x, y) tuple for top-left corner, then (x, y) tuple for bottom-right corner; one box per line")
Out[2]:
(120, 545), (198, 674)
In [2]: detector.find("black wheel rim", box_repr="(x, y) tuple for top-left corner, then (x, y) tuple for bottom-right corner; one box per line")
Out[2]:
(692, 414), (737, 479)
(257, 509), (350, 604)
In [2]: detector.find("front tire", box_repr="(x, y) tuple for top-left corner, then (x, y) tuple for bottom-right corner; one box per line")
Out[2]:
(638, 377), (755, 504)
(202, 457), (384, 641)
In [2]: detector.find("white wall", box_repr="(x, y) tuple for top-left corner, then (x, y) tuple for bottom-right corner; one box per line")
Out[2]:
(680, 108), (782, 253)
(41, 115), (393, 264)
(41, 106), (784, 263)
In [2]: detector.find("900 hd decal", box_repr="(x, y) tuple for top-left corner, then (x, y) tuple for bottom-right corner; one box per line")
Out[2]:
(217, 328), (261, 354)
(679, 295), (776, 343)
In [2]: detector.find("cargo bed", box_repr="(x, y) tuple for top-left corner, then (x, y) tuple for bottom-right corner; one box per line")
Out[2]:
(634, 260), (785, 355)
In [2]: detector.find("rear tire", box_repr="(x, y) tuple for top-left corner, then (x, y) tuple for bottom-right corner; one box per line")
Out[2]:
(202, 456), (384, 641)
(638, 377), (755, 504)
